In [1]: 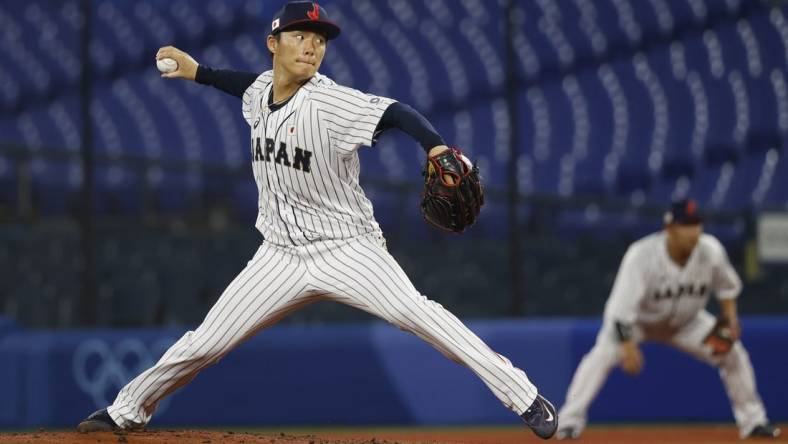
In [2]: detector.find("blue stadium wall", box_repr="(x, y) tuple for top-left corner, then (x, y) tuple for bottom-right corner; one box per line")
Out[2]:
(0, 316), (786, 428)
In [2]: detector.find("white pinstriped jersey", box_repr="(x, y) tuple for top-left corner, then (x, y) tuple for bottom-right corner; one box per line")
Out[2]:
(604, 232), (742, 327)
(106, 69), (543, 430)
(241, 71), (396, 246)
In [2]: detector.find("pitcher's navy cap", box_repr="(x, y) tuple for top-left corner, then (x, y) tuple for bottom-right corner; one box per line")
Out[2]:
(270, 2), (341, 40)
(663, 198), (702, 225)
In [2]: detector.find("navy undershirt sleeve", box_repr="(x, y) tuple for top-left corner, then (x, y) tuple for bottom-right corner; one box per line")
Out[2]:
(375, 102), (445, 152)
(195, 65), (259, 98)
(194, 67), (444, 151)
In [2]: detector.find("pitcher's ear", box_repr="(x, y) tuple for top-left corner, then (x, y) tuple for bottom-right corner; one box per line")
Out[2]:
(266, 34), (279, 57)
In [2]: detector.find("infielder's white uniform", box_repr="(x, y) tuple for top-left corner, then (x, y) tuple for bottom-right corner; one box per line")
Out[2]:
(105, 71), (539, 427)
(558, 232), (770, 438)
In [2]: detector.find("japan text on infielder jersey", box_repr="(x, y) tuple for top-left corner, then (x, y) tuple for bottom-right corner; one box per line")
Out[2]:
(241, 70), (396, 246)
(604, 232), (742, 327)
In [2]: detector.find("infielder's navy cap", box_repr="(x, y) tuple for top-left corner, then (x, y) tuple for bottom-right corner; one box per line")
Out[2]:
(270, 1), (341, 40)
(663, 198), (702, 225)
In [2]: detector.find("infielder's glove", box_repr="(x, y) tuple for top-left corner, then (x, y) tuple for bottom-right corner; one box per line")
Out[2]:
(420, 147), (484, 233)
(703, 317), (735, 355)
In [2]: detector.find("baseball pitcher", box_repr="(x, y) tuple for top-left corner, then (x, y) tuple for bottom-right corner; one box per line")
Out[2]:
(77, 1), (557, 439)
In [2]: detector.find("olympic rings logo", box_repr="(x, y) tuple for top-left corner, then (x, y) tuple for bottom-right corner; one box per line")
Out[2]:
(72, 337), (176, 410)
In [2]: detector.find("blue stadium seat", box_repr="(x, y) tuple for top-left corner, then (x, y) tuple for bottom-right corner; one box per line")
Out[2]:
(706, 75), (742, 153)
(705, 142), (740, 165)
(574, 68), (612, 154)
(744, 76), (781, 153)
(616, 162), (651, 196)
(573, 164), (607, 196)
(95, 1), (147, 67)
(2, 0), (788, 223)
(610, 59), (651, 167)
(661, 152), (695, 180)
(753, 9), (784, 73)
(647, 176), (681, 204)
(686, 162), (725, 207)
(763, 149), (788, 207)
(724, 149), (773, 209)
(9, 0), (788, 327)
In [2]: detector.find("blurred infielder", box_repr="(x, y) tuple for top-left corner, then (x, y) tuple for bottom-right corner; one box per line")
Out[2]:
(556, 199), (780, 440)
(77, 1), (557, 438)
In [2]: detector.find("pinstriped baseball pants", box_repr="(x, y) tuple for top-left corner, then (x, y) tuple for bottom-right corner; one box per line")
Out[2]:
(107, 233), (538, 428)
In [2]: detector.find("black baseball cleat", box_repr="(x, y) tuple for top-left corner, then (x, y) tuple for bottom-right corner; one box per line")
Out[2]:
(749, 424), (781, 439)
(556, 426), (581, 440)
(521, 394), (558, 439)
(77, 408), (119, 433)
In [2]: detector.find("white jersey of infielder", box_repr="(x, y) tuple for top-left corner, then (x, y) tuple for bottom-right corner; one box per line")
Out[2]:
(558, 231), (773, 439)
(81, 2), (557, 437)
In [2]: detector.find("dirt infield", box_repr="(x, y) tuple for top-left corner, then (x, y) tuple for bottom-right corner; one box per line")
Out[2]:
(0, 430), (420, 444)
(0, 424), (785, 444)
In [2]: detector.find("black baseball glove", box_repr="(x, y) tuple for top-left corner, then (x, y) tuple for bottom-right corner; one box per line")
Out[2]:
(420, 147), (484, 233)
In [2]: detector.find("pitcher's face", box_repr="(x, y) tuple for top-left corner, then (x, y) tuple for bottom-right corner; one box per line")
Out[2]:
(269, 30), (326, 80)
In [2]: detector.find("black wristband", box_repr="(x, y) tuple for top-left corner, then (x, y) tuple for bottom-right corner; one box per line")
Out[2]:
(614, 321), (633, 342)
(194, 64), (211, 85)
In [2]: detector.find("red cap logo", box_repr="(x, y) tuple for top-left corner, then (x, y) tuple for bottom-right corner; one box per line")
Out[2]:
(307, 2), (320, 21)
(686, 199), (696, 215)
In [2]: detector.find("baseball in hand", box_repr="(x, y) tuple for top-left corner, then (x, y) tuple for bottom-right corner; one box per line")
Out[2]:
(156, 57), (178, 73)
